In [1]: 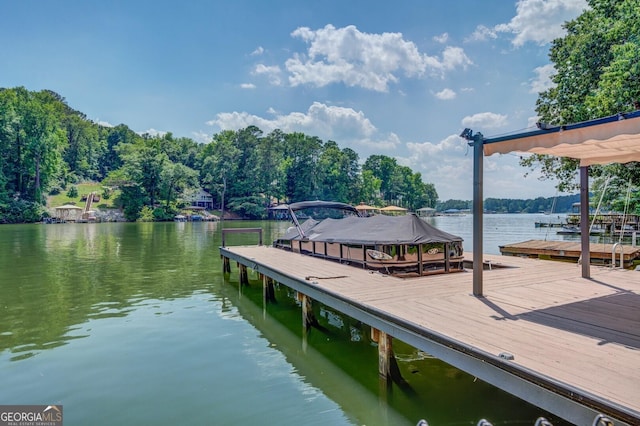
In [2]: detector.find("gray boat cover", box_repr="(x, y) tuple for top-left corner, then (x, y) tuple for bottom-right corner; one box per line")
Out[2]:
(282, 213), (463, 245)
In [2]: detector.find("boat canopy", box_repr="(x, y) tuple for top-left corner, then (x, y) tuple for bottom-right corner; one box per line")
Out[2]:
(284, 213), (462, 245)
(288, 200), (359, 213)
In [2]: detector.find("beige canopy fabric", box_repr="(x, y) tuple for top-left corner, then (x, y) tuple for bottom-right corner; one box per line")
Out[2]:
(483, 112), (640, 166)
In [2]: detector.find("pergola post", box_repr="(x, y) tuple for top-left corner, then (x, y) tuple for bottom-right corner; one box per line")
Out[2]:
(580, 166), (590, 278)
(472, 132), (484, 296)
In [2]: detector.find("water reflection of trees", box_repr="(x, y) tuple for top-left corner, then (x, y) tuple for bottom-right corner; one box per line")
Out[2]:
(0, 223), (223, 360)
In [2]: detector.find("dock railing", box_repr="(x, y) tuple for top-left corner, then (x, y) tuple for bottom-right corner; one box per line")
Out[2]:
(221, 227), (263, 247)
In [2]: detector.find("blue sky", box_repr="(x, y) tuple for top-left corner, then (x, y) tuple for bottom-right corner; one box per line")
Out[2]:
(1, 0), (588, 200)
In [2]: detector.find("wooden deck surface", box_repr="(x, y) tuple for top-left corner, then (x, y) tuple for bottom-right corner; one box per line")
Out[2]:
(500, 239), (640, 266)
(222, 245), (640, 422)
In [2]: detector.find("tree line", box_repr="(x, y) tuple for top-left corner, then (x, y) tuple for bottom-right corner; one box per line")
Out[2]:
(436, 194), (579, 214)
(0, 87), (438, 223)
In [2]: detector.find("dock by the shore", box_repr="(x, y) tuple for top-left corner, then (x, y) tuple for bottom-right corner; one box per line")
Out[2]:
(220, 245), (640, 425)
(500, 239), (640, 268)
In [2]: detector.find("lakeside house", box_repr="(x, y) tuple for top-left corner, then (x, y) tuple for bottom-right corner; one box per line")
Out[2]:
(187, 189), (213, 210)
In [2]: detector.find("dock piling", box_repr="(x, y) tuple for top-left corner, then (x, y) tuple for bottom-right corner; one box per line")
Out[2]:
(371, 328), (406, 386)
(263, 275), (276, 304)
(239, 264), (249, 286)
(299, 292), (315, 333)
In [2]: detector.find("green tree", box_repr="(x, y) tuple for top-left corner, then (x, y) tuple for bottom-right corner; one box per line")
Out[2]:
(283, 132), (323, 202)
(199, 130), (241, 209)
(160, 162), (199, 208)
(63, 113), (102, 180)
(257, 129), (286, 205)
(523, 0), (640, 206)
(358, 169), (382, 204)
(99, 124), (140, 178)
(318, 141), (360, 203)
(20, 89), (66, 203)
(362, 155), (398, 202)
(109, 136), (170, 214)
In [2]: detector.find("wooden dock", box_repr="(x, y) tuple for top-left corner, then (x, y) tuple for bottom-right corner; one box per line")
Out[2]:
(500, 239), (640, 268)
(220, 245), (640, 425)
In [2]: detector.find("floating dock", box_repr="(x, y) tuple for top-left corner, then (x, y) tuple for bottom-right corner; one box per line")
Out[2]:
(220, 244), (640, 425)
(500, 239), (640, 268)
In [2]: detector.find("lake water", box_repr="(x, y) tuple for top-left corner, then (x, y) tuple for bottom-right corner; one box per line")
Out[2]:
(0, 215), (580, 425)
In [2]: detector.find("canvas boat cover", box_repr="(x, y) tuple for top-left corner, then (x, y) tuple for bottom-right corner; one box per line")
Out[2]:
(281, 213), (463, 245)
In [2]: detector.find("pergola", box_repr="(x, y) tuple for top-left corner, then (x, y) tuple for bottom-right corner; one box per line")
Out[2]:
(380, 205), (408, 215)
(462, 110), (640, 296)
(54, 204), (84, 221)
(355, 203), (381, 215)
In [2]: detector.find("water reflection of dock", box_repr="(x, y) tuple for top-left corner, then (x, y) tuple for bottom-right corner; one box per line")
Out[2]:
(220, 245), (640, 425)
(500, 239), (640, 268)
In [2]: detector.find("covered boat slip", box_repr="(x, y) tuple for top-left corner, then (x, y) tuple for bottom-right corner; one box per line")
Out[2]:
(276, 213), (465, 276)
(220, 245), (640, 425)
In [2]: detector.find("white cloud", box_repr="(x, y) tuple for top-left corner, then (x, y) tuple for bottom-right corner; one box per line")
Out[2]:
(95, 119), (114, 128)
(205, 106), (553, 200)
(284, 24), (472, 92)
(401, 134), (472, 199)
(240, 83), (256, 89)
(529, 63), (556, 94)
(191, 131), (211, 143)
(406, 134), (466, 158)
(526, 115), (540, 128)
(440, 46), (473, 71)
(403, 133), (556, 200)
(253, 63), (282, 85)
(207, 101), (399, 153)
(138, 128), (167, 137)
(433, 32), (449, 43)
(466, 25), (498, 42)
(251, 46), (264, 56)
(461, 112), (509, 129)
(495, 0), (587, 47)
(434, 88), (456, 100)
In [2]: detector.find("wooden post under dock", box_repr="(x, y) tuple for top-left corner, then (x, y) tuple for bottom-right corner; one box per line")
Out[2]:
(262, 274), (275, 304)
(238, 263), (249, 286)
(297, 292), (317, 333)
(372, 328), (392, 379)
(220, 245), (640, 425)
